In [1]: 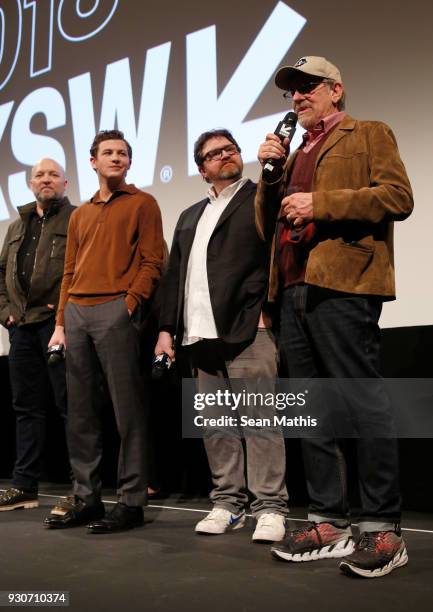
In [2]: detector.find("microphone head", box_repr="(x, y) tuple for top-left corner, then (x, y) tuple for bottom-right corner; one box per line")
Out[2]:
(283, 111), (298, 126)
(276, 112), (297, 141)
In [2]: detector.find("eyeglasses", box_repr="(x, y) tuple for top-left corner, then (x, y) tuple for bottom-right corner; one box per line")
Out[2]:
(283, 80), (332, 100)
(202, 144), (240, 163)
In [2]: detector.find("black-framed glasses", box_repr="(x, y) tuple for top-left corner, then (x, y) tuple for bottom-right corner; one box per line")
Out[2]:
(283, 79), (332, 100)
(202, 144), (240, 163)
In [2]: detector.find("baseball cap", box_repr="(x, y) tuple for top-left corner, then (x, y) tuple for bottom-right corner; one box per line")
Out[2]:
(275, 56), (342, 91)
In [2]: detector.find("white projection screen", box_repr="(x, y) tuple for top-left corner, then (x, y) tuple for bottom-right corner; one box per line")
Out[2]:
(0, 0), (432, 355)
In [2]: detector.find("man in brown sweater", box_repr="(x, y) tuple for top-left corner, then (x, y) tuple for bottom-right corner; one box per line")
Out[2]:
(44, 129), (164, 533)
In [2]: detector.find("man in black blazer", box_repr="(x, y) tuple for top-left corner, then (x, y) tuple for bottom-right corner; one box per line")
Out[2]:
(155, 129), (288, 541)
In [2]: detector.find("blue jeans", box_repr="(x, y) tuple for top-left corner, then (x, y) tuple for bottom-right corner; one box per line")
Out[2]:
(8, 317), (67, 492)
(279, 285), (401, 530)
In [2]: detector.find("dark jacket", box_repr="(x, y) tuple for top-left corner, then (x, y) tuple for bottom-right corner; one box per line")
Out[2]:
(158, 180), (270, 345)
(255, 117), (414, 301)
(0, 197), (75, 327)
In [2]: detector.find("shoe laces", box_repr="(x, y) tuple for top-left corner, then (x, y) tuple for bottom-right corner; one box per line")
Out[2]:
(357, 531), (401, 552)
(291, 521), (348, 544)
(357, 531), (390, 552)
(257, 513), (281, 527)
(285, 522), (318, 544)
(205, 508), (231, 521)
(292, 522), (317, 537)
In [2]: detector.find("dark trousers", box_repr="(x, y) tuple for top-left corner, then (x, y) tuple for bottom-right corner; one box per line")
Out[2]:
(65, 298), (147, 506)
(279, 285), (401, 530)
(8, 317), (67, 492)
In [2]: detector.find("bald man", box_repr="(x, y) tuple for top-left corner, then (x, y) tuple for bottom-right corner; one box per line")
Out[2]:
(0, 159), (75, 511)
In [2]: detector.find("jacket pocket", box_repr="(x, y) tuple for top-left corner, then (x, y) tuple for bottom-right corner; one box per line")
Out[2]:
(50, 233), (67, 259)
(7, 234), (24, 253)
(338, 239), (375, 277)
(6, 234), (23, 272)
(307, 238), (376, 293)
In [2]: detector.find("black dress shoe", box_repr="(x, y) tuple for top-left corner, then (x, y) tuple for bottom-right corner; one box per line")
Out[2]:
(87, 502), (144, 534)
(43, 496), (105, 529)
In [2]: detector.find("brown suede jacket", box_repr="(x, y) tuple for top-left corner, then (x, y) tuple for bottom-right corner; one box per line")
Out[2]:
(255, 116), (414, 301)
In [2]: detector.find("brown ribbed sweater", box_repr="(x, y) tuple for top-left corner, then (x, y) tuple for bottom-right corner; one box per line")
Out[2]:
(56, 184), (164, 326)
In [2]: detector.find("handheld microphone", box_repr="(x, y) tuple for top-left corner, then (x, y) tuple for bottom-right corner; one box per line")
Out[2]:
(262, 111), (297, 181)
(47, 344), (65, 366)
(152, 352), (172, 380)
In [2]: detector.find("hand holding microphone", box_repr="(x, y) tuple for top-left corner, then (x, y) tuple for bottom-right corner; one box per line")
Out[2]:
(258, 111), (297, 181)
(258, 111), (312, 231)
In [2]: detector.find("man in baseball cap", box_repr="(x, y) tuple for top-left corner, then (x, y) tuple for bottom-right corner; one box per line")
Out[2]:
(274, 56), (346, 131)
(255, 55), (413, 578)
(274, 56), (342, 90)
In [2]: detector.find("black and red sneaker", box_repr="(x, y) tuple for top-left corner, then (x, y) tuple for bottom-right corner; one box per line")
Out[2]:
(271, 521), (354, 562)
(339, 529), (408, 578)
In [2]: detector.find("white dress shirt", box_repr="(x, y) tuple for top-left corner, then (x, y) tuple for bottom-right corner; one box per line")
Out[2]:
(182, 177), (248, 346)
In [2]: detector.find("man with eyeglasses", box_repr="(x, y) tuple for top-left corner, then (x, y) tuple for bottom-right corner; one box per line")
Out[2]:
(255, 56), (413, 577)
(155, 129), (288, 541)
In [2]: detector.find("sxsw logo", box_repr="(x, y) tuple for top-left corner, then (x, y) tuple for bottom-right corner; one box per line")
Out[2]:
(186, 1), (306, 173)
(0, 2), (306, 220)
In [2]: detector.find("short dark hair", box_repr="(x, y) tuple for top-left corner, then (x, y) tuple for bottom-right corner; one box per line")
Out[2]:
(194, 129), (241, 166)
(90, 130), (132, 160)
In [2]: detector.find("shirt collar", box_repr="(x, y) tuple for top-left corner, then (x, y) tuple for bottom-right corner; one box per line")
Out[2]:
(207, 177), (248, 203)
(302, 111), (347, 146)
(90, 183), (138, 204)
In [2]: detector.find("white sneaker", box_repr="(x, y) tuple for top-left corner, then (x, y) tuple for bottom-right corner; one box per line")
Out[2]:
(195, 508), (246, 534)
(252, 513), (286, 542)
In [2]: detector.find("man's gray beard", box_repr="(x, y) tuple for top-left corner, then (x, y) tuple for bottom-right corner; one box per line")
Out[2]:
(36, 193), (62, 205)
(297, 115), (315, 130)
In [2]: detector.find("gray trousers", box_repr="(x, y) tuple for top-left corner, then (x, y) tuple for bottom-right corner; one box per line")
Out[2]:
(188, 330), (288, 516)
(65, 298), (147, 506)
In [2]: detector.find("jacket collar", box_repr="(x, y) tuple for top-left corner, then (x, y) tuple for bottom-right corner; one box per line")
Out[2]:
(315, 115), (356, 163)
(213, 179), (255, 233)
(285, 115), (357, 177)
(17, 196), (70, 220)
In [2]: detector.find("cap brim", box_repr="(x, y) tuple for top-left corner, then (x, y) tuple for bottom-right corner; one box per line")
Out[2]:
(275, 66), (312, 91)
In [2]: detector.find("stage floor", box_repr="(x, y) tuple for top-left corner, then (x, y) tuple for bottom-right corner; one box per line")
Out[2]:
(0, 482), (432, 612)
